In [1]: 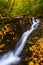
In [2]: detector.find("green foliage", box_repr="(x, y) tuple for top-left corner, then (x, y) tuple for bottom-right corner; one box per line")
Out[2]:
(0, 0), (11, 15)
(0, 0), (43, 17)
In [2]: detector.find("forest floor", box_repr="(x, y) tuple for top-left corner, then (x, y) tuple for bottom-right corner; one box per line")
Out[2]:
(0, 17), (43, 65)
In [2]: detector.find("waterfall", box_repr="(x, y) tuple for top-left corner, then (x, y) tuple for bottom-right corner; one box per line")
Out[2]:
(0, 17), (40, 65)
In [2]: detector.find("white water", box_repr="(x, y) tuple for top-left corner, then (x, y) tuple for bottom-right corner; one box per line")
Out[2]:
(0, 17), (40, 65)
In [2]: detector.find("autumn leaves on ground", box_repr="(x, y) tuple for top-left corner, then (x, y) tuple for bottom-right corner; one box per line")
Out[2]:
(0, 20), (43, 65)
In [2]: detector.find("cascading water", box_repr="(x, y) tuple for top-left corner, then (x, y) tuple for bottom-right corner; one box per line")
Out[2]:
(0, 17), (40, 65)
